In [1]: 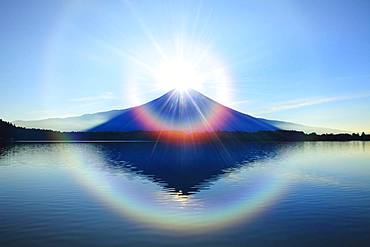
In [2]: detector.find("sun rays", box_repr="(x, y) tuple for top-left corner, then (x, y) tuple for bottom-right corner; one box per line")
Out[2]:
(109, 1), (236, 108)
(121, 38), (234, 108)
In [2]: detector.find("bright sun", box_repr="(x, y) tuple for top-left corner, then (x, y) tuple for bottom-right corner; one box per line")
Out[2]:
(125, 41), (233, 107)
(153, 57), (203, 91)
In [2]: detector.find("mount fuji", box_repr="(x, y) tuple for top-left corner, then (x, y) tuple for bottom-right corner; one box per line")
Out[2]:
(13, 89), (344, 134)
(89, 89), (277, 133)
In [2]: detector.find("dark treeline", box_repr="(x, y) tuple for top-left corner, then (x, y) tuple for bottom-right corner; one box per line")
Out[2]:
(0, 119), (65, 141)
(1, 119), (370, 143)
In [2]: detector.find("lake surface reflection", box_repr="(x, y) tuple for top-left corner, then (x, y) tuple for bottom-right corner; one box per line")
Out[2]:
(0, 141), (370, 246)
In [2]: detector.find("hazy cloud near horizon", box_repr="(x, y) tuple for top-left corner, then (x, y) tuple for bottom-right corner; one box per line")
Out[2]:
(258, 92), (370, 114)
(69, 92), (116, 103)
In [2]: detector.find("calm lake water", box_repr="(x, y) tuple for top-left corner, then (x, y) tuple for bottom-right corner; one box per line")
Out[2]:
(0, 141), (370, 246)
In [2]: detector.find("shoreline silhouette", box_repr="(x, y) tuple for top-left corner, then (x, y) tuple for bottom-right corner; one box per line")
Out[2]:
(1, 119), (369, 143)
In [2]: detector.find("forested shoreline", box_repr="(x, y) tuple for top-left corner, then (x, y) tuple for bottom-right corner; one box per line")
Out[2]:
(1, 119), (369, 143)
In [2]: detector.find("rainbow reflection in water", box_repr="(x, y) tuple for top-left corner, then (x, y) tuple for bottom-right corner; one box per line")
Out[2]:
(59, 142), (291, 233)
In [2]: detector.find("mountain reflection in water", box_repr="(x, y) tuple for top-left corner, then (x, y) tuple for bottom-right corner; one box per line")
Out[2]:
(92, 141), (282, 195)
(1, 142), (370, 246)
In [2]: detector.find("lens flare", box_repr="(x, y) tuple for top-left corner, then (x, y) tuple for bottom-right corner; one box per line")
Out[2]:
(60, 143), (290, 233)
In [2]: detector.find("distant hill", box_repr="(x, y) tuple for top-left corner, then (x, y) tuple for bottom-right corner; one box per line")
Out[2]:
(258, 119), (347, 134)
(13, 110), (124, 132)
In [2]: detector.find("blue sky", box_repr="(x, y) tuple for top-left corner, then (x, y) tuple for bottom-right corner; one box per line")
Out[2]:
(1, 0), (370, 132)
